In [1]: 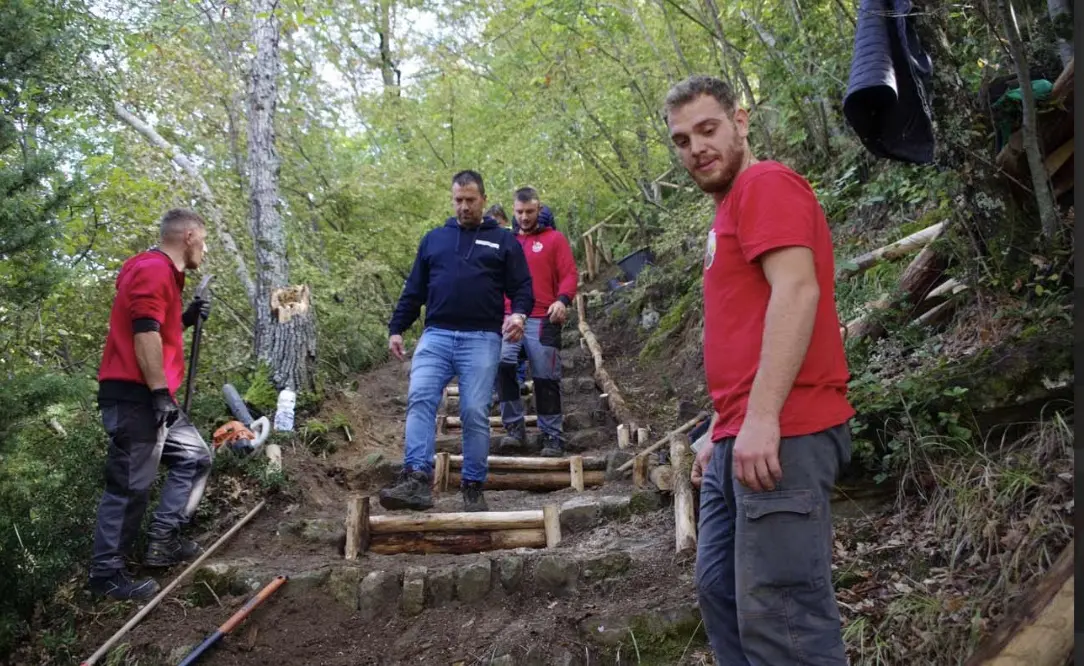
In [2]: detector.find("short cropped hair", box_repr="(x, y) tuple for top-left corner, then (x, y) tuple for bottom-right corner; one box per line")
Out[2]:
(159, 208), (205, 240)
(662, 75), (737, 123)
(452, 170), (486, 197)
(485, 204), (507, 220)
(514, 187), (540, 204)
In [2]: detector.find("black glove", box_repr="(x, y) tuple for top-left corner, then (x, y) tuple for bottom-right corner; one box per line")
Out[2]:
(151, 388), (180, 430)
(182, 297), (211, 328)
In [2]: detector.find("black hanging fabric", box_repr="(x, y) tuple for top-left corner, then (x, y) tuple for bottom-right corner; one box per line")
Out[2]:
(843, 0), (936, 164)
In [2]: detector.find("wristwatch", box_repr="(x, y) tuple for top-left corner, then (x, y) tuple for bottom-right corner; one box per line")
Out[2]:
(510, 313), (526, 325)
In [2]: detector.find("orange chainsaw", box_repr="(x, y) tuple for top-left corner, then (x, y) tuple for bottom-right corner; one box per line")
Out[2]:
(214, 383), (271, 456)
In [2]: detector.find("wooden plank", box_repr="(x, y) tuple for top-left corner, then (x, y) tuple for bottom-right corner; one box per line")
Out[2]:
(444, 415), (537, 428)
(369, 509), (544, 534)
(617, 424), (630, 449)
(448, 470), (605, 491)
(632, 455), (649, 489)
(442, 454), (606, 471)
(368, 528), (546, 555)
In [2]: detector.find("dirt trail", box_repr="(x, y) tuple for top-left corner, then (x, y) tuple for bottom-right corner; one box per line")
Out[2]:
(73, 308), (727, 666)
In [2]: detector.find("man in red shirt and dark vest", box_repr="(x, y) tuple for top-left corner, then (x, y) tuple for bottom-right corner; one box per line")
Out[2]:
(664, 76), (854, 664)
(497, 187), (578, 457)
(90, 208), (214, 600)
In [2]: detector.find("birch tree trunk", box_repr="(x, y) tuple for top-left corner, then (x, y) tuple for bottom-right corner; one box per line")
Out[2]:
(247, 0), (317, 391)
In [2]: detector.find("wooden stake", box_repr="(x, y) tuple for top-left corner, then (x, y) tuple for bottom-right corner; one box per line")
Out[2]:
(636, 427), (649, 446)
(441, 454), (606, 471)
(576, 293), (587, 323)
(444, 415), (537, 429)
(448, 470), (605, 491)
(344, 496), (361, 560)
(649, 464), (673, 491)
(368, 528), (546, 555)
(670, 434), (697, 554)
(370, 509), (544, 534)
(632, 455), (649, 489)
(543, 504), (562, 548)
(617, 424), (630, 449)
(618, 411), (710, 473)
(569, 456), (585, 491)
(265, 443), (282, 474)
(434, 452), (451, 492)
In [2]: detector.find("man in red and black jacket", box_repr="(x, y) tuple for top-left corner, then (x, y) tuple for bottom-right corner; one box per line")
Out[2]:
(89, 208), (214, 601)
(497, 187), (578, 457)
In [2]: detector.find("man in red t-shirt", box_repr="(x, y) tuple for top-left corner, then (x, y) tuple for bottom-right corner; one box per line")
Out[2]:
(665, 75), (853, 664)
(496, 187), (578, 457)
(89, 209), (214, 601)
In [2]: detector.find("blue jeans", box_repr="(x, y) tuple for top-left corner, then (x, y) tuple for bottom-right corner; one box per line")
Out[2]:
(696, 424), (851, 665)
(403, 327), (501, 482)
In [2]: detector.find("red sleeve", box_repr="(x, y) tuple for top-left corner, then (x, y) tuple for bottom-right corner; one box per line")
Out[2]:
(126, 261), (172, 324)
(554, 232), (578, 301)
(735, 170), (819, 263)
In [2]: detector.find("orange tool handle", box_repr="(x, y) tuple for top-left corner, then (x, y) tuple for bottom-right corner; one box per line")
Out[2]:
(220, 575), (288, 634)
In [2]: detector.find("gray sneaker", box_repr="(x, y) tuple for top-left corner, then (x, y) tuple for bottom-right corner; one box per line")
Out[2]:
(499, 419), (527, 451)
(539, 433), (565, 458)
(378, 469), (434, 511)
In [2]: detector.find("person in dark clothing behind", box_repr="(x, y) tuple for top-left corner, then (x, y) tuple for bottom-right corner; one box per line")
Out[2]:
(90, 208), (214, 601)
(486, 203), (511, 229)
(382, 170), (534, 513)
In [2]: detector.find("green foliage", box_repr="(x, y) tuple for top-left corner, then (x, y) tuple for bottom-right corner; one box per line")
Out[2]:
(243, 364), (280, 416)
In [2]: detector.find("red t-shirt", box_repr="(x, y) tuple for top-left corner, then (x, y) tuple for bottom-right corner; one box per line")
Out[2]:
(98, 250), (187, 399)
(504, 227), (578, 318)
(703, 161), (854, 440)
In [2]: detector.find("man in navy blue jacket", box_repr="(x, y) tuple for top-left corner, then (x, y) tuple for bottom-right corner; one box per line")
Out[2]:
(383, 170), (534, 512)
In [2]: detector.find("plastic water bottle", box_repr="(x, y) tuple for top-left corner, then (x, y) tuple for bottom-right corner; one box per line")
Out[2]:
(274, 389), (296, 431)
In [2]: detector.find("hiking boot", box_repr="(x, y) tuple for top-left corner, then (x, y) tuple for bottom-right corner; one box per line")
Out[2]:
(461, 480), (488, 512)
(378, 469), (434, 511)
(145, 530), (203, 568)
(498, 419), (527, 452)
(89, 569), (160, 601)
(539, 433), (565, 458)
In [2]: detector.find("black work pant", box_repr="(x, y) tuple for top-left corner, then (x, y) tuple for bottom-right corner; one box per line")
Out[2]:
(90, 399), (212, 578)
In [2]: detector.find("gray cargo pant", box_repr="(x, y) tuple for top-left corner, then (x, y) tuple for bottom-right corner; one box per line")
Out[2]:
(498, 317), (563, 438)
(90, 399), (212, 577)
(695, 423), (851, 665)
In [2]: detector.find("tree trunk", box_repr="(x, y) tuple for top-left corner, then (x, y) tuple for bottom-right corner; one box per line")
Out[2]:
(247, 0), (317, 392)
(998, 0), (1059, 237)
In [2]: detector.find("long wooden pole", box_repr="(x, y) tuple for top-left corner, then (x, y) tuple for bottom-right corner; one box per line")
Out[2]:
(368, 528), (546, 555)
(444, 415), (537, 428)
(440, 454), (606, 471)
(448, 470), (605, 491)
(617, 411), (710, 473)
(835, 222), (945, 280)
(80, 500), (267, 666)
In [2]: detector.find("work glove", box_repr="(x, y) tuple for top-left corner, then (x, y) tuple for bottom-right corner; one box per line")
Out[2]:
(151, 388), (180, 430)
(182, 297), (212, 328)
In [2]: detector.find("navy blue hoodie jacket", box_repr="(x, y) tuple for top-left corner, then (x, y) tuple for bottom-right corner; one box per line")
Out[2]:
(388, 216), (534, 336)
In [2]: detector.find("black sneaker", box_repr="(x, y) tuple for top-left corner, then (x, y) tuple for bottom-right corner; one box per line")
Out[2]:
(461, 480), (488, 512)
(89, 569), (160, 600)
(378, 469), (434, 511)
(499, 419), (527, 450)
(539, 433), (565, 458)
(145, 530), (203, 568)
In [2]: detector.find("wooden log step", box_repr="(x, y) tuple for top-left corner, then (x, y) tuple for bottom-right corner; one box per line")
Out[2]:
(447, 380), (533, 397)
(618, 411), (710, 473)
(370, 509), (544, 534)
(444, 415), (537, 429)
(367, 528), (546, 555)
(441, 454), (606, 471)
(448, 470), (605, 491)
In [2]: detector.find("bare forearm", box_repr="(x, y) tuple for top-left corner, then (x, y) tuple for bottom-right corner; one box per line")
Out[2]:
(745, 282), (819, 419)
(133, 332), (168, 390)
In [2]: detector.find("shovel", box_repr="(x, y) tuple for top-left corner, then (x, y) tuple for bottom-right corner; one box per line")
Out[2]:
(182, 273), (215, 414)
(176, 575), (288, 666)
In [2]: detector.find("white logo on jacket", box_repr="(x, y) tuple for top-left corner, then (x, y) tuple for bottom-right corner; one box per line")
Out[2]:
(704, 229), (717, 270)
(475, 239), (500, 249)
(532, 241), (544, 253)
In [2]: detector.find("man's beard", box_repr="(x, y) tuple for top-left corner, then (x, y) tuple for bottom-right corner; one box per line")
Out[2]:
(693, 137), (745, 195)
(458, 213), (481, 227)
